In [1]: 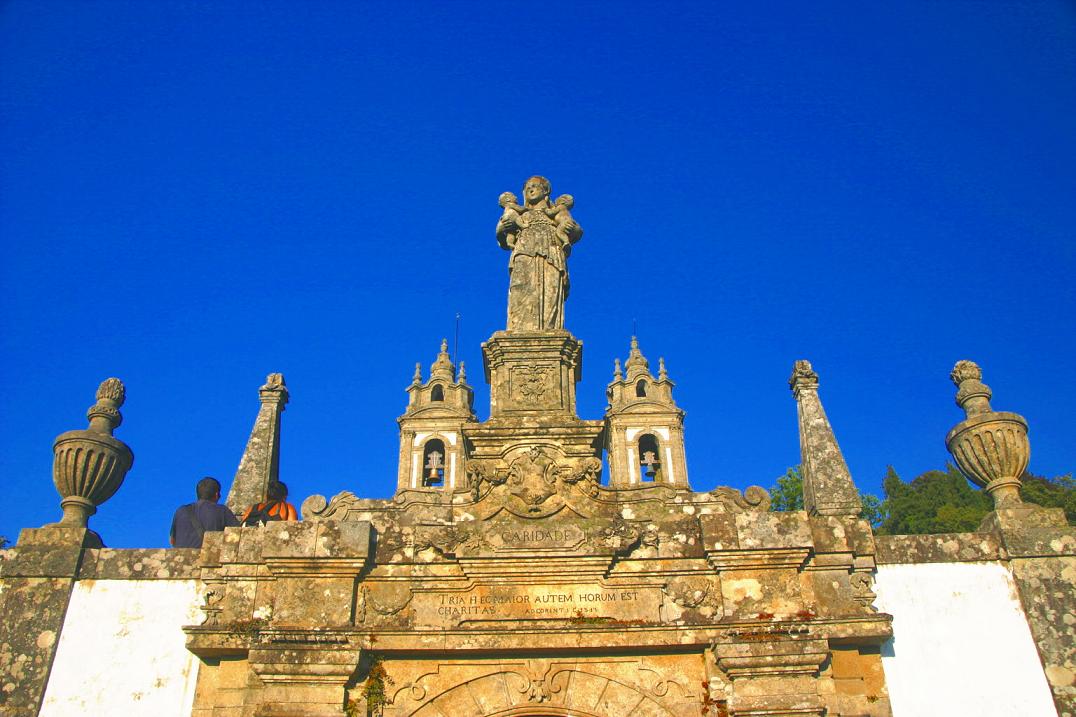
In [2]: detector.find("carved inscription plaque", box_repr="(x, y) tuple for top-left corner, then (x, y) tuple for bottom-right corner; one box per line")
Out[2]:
(487, 521), (586, 552)
(415, 583), (660, 627)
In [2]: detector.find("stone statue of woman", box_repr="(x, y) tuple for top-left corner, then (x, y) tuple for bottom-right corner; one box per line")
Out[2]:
(496, 176), (583, 331)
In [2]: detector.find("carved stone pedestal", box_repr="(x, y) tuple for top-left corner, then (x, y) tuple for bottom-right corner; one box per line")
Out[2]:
(482, 330), (583, 417)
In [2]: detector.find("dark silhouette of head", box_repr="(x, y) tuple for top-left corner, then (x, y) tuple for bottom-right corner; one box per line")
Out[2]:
(196, 476), (222, 501)
(267, 481), (288, 501)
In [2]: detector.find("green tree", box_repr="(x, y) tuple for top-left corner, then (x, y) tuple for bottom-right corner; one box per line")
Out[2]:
(1018, 472), (1076, 523)
(880, 465), (1076, 534)
(769, 463), (1074, 535)
(0, 536), (8, 549)
(768, 466), (886, 529)
(859, 493), (888, 530)
(880, 464), (992, 535)
(769, 467), (804, 511)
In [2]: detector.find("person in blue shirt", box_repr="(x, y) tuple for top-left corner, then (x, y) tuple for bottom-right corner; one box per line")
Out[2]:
(170, 476), (239, 548)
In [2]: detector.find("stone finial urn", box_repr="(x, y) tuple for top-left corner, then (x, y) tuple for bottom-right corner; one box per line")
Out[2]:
(51, 378), (135, 527)
(944, 361), (1028, 509)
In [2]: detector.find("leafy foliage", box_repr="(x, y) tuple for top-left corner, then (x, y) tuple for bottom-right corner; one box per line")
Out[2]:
(769, 467), (805, 512)
(361, 656), (393, 714)
(0, 536), (8, 549)
(767, 466), (885, 528)
(770, 463), (1075, 535)
(859, 493), (888, 529)
(879, 465), (992, 535)
(1019, 472), (1076, 523)
(769, 463), (1074, 534)
(880, 465), (1076, 534)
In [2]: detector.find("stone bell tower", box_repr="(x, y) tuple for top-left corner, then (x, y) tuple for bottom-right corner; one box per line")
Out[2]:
(604, 337), (689, 487)
(396, 339), (475, 492)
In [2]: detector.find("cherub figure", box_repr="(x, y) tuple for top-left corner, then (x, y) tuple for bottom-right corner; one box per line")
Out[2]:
(498, 192), (525, 248)
(546, 194), (576, 249)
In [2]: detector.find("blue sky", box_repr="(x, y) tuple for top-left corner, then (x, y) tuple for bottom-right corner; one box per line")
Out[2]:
(2, 1), (1073, 548)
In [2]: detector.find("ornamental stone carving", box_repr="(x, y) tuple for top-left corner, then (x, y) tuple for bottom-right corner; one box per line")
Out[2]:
(497, 176), (583, 332)
(505, 446), (558, 507)
(945, 360), (1030, 508)
(50, 378), (135, 529)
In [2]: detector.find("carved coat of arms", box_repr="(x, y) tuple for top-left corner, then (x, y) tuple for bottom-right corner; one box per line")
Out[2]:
(507, 446), (557, 507)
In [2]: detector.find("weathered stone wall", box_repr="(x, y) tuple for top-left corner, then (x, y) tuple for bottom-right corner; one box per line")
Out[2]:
(0, 542), (200, 717)
(874, 560), (1056, 716)
(40, 579), (203, 716)
(2, 524), (1066, 717)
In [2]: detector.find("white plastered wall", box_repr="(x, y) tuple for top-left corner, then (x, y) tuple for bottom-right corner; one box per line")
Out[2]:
(40, 579), (202, 717)
(874, 562), (1055, 716)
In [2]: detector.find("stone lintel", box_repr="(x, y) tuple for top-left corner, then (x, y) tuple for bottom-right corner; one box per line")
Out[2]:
(699, 512), (813, 554)
(465, 419), (604, 443)
(295, 615), (894, 654)
(203, 521), (372, 570)
(455, 555), (615, 579)
(707, 549), (812, 572)
(874, 532), (1003, 564)
(263, 558), (370, 577)
(249, 644), (362, 685)
(463, 420), (606, 475)
(800, 552), (855, 572)
(713, 638), (829, 679)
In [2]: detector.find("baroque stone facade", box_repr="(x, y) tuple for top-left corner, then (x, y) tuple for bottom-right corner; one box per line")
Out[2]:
(1, 178), (1073, 717)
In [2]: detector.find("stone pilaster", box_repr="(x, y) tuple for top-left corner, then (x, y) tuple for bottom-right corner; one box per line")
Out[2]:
(0, 526), (100, 716)
(789, 360), (862, 517)
(227, 373), (288, 516)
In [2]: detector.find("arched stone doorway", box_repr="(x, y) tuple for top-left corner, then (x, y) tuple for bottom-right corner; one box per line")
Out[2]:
(401, 667), (687, 717)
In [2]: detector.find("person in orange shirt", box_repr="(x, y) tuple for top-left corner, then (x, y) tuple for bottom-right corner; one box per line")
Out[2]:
(240, 480), (298, 525)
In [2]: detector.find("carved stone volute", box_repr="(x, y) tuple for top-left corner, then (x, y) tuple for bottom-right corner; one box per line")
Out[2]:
(945, 360), (1029, 508)
(51, 378), (135, 528)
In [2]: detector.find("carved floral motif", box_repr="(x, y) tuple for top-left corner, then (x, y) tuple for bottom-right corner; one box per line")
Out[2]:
(514, 365), (552, 404)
